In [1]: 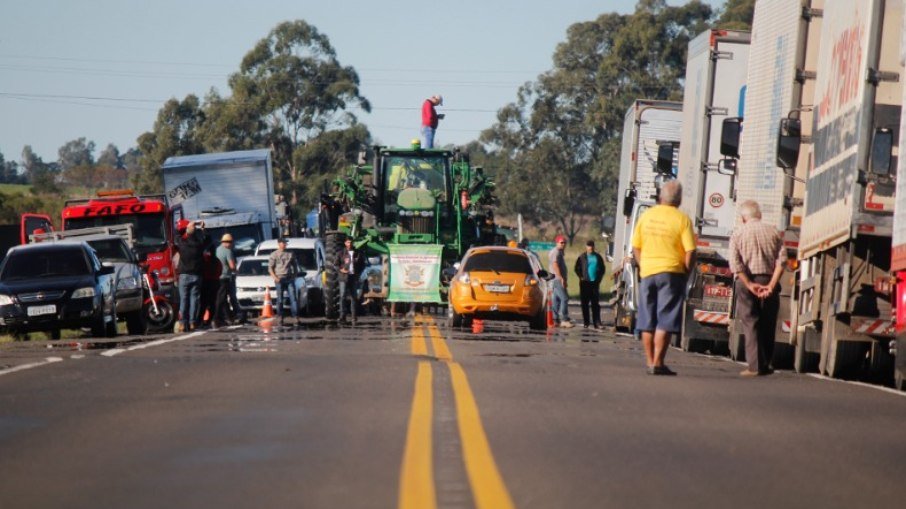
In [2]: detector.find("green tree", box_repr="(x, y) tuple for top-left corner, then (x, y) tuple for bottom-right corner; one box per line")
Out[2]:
(717, 0), (755, 30)
(228, 20), (371, 205)
(97, 143), (121, 168)
(134, 95), (205, 192)
(58, 138), (97, 188)
(21, 145), (60, 194)
(290, 124), (371, 210)
(480, 0), (712, 243)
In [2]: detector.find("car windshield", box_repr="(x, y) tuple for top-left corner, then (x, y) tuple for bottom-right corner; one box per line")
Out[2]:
(1, 248), (90, 281)
(65, 213), (167, 249)
(238, 259), (271, 276)
(87, 239), (132, 262)
(256, 247), (317, 271)
(463, 251), (533, 274)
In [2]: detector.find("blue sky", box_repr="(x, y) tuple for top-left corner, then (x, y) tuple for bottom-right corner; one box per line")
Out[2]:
(0, 0), (720, 162)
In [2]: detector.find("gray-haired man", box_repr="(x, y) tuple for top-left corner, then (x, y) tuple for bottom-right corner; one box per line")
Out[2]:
(729, 200), (785, 377)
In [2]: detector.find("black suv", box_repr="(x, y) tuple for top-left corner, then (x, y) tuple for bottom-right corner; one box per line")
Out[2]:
(0, 242), (117, 340)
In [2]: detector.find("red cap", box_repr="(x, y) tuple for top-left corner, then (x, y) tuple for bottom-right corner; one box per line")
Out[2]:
(176, 219), (190, 231)
(555, 235), (566, 243)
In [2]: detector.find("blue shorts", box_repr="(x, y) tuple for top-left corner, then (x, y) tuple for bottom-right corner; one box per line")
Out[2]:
(636, 272), (686, 333)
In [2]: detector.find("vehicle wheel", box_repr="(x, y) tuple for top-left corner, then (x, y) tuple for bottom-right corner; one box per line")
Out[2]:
(614, 301), (627, 333)
(125, 310), (147, 335)
(529, 309), (547, 331)
(49, 329), (61, 341)
(90, 313), (106, 338)
(11, 330), (28, 341)
(323, 231), (344, 320)
(145, 299), (176, 333)
(794, 326), (818, 373)
(105, 310), (118, 338)
(450, 309), (464, 328)
(896, 369), (905, 392)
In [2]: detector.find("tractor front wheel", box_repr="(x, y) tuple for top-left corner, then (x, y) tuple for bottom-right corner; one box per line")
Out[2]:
(323, 231), (344, 320)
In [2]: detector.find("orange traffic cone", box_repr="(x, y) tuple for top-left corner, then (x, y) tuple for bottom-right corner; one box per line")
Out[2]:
(261, 287), (275, 319)
(472, 318), (484, 334)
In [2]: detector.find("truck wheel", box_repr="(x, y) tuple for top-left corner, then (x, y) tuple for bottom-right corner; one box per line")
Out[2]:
(49, 329), (61, 341)
(323, 231), (344, 320)
(614, 301), (627, 333)
(126, 310), (147, 335)
(728, 330), (745, 362)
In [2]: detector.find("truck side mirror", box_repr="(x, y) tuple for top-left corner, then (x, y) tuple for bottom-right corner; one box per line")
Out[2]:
(622, 188), (636, 217)
(776, 117), (801, 169)
(870, 127), (894, 176)
(720, 117), (743, 158)
(718, 158), (737, 176)
(656, 143), (676, 175)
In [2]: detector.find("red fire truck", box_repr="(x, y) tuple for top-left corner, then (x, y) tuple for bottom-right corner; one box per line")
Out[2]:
(61, 190), (182, 298)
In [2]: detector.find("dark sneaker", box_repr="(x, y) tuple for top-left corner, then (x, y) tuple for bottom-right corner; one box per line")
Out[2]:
(654, 366), (677, 376)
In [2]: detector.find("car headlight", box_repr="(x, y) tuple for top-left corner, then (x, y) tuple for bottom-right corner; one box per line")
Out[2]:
(72, 287), (96, 299)
(0, 294), (12, 306)
(457, 273), (470, 284)
(117, 276), (140, 290)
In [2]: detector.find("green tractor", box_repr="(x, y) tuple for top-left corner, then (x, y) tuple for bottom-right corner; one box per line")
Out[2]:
(319, 141), (498, 319)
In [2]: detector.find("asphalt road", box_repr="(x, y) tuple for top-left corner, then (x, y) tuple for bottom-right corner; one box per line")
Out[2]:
(1, 309), (905, 509)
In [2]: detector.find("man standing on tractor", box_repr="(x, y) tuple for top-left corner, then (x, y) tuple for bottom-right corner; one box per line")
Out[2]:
(421, 94), (444, 148)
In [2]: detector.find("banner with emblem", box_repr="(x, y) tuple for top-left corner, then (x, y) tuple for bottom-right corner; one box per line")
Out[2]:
(388, 244), (443, 303)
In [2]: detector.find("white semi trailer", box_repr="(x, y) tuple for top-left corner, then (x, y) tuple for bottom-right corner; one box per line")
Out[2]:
(612, 99), (682, 332)
(676, 29), (750, 352)
(789, 0), (904, 380)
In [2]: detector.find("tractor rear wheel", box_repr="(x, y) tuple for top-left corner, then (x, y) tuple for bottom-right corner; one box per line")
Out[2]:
(323, 231), (344, 320)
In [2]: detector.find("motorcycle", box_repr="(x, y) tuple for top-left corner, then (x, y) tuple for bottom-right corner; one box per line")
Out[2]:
(143, 271), (176, 332)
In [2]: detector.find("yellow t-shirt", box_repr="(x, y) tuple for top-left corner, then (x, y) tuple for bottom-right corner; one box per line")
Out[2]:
(631, 204), (696, 278)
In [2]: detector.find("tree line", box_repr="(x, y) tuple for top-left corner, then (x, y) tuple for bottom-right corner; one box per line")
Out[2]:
(0, 0), (753, 231)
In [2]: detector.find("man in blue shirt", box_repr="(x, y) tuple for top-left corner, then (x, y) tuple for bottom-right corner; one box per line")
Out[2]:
(574, 240), (606, 329)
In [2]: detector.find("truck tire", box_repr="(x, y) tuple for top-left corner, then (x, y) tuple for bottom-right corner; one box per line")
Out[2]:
(323, 231), (344, 320)
(729, 329), (745, 362)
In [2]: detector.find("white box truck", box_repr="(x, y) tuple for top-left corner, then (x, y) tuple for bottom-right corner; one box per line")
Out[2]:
(791, 0), (903, 379)
(162, 149), (278, 257)
(612, 99), (683, 332)
(889, 0), (906, 391)
(675, 29), (750, 352)
(723, 0), (824, 367)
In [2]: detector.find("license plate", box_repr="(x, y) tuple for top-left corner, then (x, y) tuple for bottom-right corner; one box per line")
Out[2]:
(484, 284), (511, 293)
(27, 304), (56, 317)
(704, 285), (732, 298)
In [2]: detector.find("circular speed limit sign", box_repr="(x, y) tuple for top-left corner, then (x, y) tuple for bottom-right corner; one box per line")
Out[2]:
(708, 193), (725, 208)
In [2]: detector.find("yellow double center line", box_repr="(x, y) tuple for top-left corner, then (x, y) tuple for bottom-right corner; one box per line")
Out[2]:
(400, 316), (515, 509)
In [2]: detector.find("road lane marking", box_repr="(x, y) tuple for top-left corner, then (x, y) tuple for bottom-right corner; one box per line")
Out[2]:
(0, 357), (63, 377)
(399, 361), (437, 509)
(101, 331), (207, 357)
(411, 327), (428, 357)
(427, 323), (452, 361)
(448, 361), (515, 509)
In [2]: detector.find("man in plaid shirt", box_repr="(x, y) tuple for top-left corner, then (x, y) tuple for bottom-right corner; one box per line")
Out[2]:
(729, 200), (786, 377)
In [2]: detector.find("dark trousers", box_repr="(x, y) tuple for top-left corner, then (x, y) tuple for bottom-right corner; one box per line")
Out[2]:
(339, 274), (358, 320)
(579, 280), (602, 327)
(215, 277), (242, 323)
(735, 275), (779, 372)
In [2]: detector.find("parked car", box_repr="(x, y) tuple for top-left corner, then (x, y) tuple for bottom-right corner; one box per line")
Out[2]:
(448, 246), (553, 330)
(255, 237), (325, 314)
(39, 230), (147, 335)
(0, 242), (117, 340)
(235, 255), (308, 316)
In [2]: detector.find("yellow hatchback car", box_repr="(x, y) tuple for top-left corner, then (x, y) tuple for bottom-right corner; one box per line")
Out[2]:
(449, 246), (553, 330)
